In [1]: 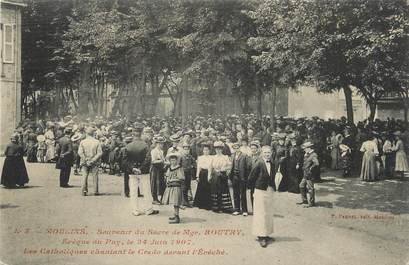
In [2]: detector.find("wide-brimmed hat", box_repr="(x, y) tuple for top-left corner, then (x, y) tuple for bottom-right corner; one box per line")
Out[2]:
(250, 140), (261, 148)
(183, 130), (195, 137)
(393, 131), (402, 136)
(124, 136), (133, 143)
(166, 151), (180, 160)
(71, 133), (82, 142)
(213, 141), (224, 148)
(169, 134), (181, 142)
(301, 141), (314, 149)
(153, 136), (166, 143)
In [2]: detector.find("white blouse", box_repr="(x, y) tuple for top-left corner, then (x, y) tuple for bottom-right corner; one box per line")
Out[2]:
(360, 140), (379, 155)
(197, 155), (212, 170)
(209, 154), (231, 173)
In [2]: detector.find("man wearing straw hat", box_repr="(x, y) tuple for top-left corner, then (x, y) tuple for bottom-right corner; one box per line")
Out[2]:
(297, 141), (319, 207)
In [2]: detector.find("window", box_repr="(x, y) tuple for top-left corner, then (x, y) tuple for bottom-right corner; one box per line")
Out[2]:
(3, 24), (14, 63)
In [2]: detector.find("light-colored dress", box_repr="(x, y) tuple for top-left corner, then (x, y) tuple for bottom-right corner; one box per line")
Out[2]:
(162, 166), (184, 206)
(44, 129), (55, 162)
(360, 140), (379, 181)
(330, 134), (343, 170)
(393, 140), (409, 172)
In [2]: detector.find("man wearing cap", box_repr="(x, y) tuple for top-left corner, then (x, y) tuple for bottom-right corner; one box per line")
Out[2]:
(230, 142), (252, 216)
(78, 127), (103, 196)
(297, 142), (319, 207)
(55, 127), (74, 188)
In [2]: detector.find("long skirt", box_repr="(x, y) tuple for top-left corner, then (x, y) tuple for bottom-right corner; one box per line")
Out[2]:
(1, 156), (29, 187)
(26, 144), (37, 163)
(330, 147), (341, 170)
(395, 150), (409, 172)
(193, 169), (212, 210)
(383, 153), (395, 178)
(45, 142), (55, 162)
(150, 164), (165, 200)
(209, 171), (233, 212)
(252, 187), (274, 237)
(360, 151), (377, 181)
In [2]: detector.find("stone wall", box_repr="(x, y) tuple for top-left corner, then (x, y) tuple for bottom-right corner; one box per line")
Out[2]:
(0, 3), (22, 151)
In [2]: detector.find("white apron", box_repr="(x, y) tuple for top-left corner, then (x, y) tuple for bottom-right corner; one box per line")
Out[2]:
(252, 187), (275, 237)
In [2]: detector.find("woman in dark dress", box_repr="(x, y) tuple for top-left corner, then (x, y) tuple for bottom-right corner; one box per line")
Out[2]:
(193, 144), (213, 210)
(1, 133), (29, 188)
(209, 141), (233, 213)
(26, 130), (38, 163)
(287, 137), (303, 193)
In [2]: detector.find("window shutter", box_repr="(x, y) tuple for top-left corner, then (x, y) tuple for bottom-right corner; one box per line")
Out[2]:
(3, 24), (14, 63)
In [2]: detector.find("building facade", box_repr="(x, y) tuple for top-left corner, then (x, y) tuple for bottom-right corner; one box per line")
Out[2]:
(0, 0), (25, 151)
(288, 86), (369, 121)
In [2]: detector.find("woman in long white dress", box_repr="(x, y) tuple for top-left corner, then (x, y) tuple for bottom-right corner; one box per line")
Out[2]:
(360, 134), (379, 182)
(44, 123), (56, 162)
(392, 131), (409, 179)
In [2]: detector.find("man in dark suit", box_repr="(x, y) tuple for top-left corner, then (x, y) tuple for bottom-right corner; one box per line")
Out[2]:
(230, 142), (252, 216)
(248, 145), (281, 248)
(56, 127), (74, 188)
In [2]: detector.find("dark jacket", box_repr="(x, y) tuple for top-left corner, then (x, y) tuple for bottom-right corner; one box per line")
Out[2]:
(56, 136), (73, 169)
(248, 159), (280, 191)
(122, 140), (150, 174)
(302, 151), (319, 180)
(229, 151), (252, 182)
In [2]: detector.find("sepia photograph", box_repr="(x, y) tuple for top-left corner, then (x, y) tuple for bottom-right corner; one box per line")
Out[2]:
(0, 0), (408, 264)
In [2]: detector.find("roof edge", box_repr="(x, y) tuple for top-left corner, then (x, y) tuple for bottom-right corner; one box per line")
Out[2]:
(0, 0), (27, 7)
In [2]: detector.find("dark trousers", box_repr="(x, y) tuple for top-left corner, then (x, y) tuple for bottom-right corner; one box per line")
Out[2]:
(232, 177), (248, 213)
(299, 178), (315, 205)
(183, 170), (192, 204)
(59, 167), (71, 186)
(124, 172), (130, 196)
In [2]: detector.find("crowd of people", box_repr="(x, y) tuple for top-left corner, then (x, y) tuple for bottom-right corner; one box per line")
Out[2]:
(1, 114), (408, 247)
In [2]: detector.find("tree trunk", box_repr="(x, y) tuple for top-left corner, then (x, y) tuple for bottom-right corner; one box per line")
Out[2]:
(368, 101), (377, 122)
(78, 63), (91, 116)
(343, 86), (354, 124)
(255, 76), (262, 119)
(181, 77), (189, 126)
(271, 85), (277, 131)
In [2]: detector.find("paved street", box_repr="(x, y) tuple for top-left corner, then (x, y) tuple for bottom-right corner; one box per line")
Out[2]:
(1, 158), (408, 265)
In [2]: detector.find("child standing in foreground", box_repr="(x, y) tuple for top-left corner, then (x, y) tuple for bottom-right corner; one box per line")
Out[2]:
(162, 153), (185, 224)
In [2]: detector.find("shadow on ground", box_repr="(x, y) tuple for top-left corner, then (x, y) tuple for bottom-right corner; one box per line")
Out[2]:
(316, 171), (409, 215)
